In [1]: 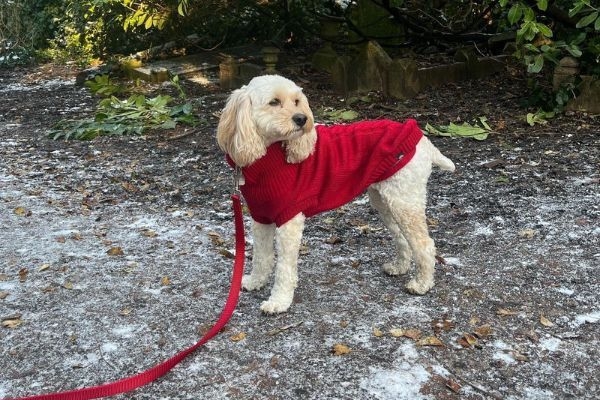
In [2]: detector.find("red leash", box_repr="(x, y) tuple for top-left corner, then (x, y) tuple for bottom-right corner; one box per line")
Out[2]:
(5, 194), (246, 400)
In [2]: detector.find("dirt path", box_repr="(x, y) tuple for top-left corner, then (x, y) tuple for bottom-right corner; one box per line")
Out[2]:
(0, 64), (598, 399)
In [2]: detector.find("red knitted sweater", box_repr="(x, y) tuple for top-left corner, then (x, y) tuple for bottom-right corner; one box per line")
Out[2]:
(228, 119), (423, 226)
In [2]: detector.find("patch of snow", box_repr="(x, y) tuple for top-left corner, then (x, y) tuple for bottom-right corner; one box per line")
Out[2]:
(473, 224), (493, 236)
(0, 78), (75, 93)
(352, 195), (370, 205)
(112, 325), (137, 338)
(507, 387), (554, 400)
(555, 287), (574, 296)
(572, 311), (600, 327)
(443, 257), (462, 266)
(493, 351), (516, 364)
(539, 337), (561, 352)
(492, 340), (516, 364)
(101, 342), (119, 353)
(360, 342), (433, 400)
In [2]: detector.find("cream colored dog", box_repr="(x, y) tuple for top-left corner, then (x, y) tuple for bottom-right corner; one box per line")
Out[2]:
(217, 75), (455, 314)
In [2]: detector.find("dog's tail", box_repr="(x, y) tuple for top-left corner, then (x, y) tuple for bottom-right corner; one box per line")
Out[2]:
(426, 137), (455, 172)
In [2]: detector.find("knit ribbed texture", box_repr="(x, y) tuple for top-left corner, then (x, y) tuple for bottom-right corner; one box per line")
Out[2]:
(234, 119), (423, 226)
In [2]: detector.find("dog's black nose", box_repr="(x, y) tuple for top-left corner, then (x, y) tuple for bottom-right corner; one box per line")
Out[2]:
(292, 113), (307, 128)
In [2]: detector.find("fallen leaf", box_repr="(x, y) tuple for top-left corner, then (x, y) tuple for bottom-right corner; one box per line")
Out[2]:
(107, 247), (124, 256)
(469, 316), (481, 325)
(435, 255), (447, 265)
(432, 317), (455, 333)
(207, 231), (225, 246)
(119, 308), (132, 316)
(160, 276), (170, 286)
(140, 228), (158, 238)
(14, 206), (31, 217)
(18, 268), (29, 282)
(540, 315), (554, 327)
(389, 328), (405, 338)
(519, 228), (537, 239)
(446, 378), (462, 393)
(218, 248), (235, 259)
(331, 343), (351, 355)
(457, 333), (478, 348)
(2, 314), (22, 329)
(416, 336), (444, 347)
(424, 120), (490, 140)
(427, 218), (439, 227)
(526, 328), (540, 343)
(339, 320), (349, 328)
(0, 291), (9, 300)
(474, 324), (493, 338)
(63, 281), (74, 290)
(373, 327), (384, 337)
(497, 308), (519, 317)
(230, 332), (246, 342)
(403, 329), (423, 340)
(325, 236), (342, 244)
(511, 351), (529, 362)
(39, 264), (51, 272)
(0, 274), (8, 281)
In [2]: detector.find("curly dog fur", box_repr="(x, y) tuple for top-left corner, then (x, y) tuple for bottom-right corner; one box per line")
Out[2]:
(217, 75), (455, 314)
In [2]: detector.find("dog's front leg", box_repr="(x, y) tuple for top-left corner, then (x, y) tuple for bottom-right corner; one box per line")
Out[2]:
(261, 213), (305, 314)
(242, 221), (276, 291)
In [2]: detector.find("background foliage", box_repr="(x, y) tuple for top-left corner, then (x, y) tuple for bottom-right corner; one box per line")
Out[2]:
(1, 0), (598, 115)
(2, 1), (598, 73)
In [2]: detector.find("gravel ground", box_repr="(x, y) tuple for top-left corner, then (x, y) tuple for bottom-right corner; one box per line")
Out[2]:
(0, 63), (598, 400)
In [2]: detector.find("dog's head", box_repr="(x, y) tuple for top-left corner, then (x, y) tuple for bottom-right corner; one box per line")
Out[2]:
(217, 75), (317, 167)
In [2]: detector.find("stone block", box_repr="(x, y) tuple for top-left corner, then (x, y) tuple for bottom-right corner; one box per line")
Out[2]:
(567, 76), (600, 114)
(386, 58), (419, 99)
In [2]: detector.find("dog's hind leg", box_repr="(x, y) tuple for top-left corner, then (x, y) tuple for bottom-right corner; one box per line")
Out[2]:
(242, 221), (276, 291)
(260, 213), (305, 314)
(389, 200), (436, 295)
(374, 177), (436, 295)
(368, 187), (412, 276)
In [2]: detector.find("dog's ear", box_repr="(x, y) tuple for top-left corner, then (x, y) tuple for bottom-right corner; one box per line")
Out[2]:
(284, 95), (317, 163)
(217, 86), (266, 167)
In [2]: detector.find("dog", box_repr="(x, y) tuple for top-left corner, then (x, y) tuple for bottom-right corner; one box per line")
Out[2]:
(217, 75), (455, 314)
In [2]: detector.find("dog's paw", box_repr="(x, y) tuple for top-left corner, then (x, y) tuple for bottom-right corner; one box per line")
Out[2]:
(383, 261), (410, 276)
(405, 278), (434, 295)
(260, 298), (292, 314)
(241, 275), (266, 291)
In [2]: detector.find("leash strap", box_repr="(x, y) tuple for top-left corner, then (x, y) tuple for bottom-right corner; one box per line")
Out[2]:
(6, 194), (246, 400)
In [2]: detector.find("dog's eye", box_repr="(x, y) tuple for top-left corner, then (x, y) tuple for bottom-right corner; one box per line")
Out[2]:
(294, 99), (300, 106)
(269, 98), (281, 106)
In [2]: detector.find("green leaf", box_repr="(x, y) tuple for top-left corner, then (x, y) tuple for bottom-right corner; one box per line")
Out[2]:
(536, 0), (548, 11)
(569, 2), (586, 18)
(424, 120), (490, 140)
(508, 4), (523, 25)
(595, 15), (600, 30)
(576, 11), (599, 28)
(528, 55), (544, 73)
(566, 45), (583, 57)
(537, 23), (553, 38)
